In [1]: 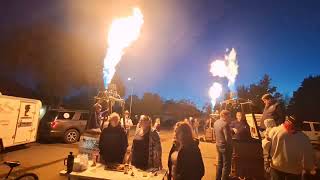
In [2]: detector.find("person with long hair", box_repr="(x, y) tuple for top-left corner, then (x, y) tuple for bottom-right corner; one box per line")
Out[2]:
(131, 115), (162, 170)
(230, 112), (250, 140)
(168, 121), (205, 180)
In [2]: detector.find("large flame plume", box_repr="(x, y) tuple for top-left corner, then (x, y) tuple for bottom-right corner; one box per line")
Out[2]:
(209, 82), (223, 108)
(208, 48), (238, 108)
(210, 48), (238, 89)
(103, 8), (144, 88)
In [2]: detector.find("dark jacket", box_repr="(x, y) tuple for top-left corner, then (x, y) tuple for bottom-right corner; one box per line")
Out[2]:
(99, 124), (128, 164)
(260, 102), (285, 129)
(229, 120), (251, 140)
(131, 129), (162, 170)
(86, 110), (101, 129)
(168, 140), (205, 180)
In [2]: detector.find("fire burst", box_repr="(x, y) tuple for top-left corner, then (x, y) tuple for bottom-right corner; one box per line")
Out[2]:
(210, 48), (238, 89)
(103, 8), (144, 88)
(209, 48), (238, 108)
(209, 82), (223, 109)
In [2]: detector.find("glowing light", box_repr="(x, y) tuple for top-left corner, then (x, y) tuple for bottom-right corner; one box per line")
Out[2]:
(103, 8), (144, 88)
(209, 82), (223, 108)
(208, 48), (238, 108)
(225, 48), (238, 89)
(209, 48), (238, 89)
(210, 60), (229, 78)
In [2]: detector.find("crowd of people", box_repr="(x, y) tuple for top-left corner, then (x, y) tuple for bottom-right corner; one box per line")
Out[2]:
(90, 93), (318, 180)
(214, 94), (318, 180)
(96, 111), (205, 180)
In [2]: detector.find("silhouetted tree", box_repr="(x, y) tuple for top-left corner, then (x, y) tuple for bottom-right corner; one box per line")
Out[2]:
(202, 102), (212, 117)
(288, 75), (320, 122)
(125, 95), (143, 116)
(141, 93), (163, 116)
(163, 99), (201, 120)
(237, 74), (283, 113)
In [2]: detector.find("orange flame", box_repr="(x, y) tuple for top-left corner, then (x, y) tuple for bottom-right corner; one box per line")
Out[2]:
(103, 8), (144, 88)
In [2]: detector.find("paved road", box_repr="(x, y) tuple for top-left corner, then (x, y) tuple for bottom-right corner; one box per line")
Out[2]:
(1, 130), (320, 180)
(0, 130), (217, 180)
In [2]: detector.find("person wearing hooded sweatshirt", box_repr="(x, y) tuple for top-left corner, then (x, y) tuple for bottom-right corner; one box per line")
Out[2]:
(167, 121), (204, 180)
(264, 116), (314, 180)
(99, 112), (128, 164)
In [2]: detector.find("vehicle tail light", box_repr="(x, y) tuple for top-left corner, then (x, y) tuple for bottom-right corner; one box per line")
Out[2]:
(50, 120), (58, 128)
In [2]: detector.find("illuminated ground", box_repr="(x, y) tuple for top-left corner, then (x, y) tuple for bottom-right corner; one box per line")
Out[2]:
(0, 129), (216, 180)
(1, 129), (318, 179)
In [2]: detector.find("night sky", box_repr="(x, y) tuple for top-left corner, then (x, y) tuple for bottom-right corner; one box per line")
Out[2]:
(1, 0), (320, 107)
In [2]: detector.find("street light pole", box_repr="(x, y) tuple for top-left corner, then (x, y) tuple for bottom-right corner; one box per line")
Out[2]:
(128, 77), (133, 117)
(130, 87), (133, 116)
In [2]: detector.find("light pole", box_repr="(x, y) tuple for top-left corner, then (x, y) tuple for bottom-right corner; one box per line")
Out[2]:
(127, 77), (134, 117)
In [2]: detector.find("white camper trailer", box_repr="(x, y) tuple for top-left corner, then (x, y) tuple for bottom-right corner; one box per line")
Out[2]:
(0, 94), (42, 150)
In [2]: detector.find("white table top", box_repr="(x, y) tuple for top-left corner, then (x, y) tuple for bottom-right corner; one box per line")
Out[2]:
(60, 163), (167, 180)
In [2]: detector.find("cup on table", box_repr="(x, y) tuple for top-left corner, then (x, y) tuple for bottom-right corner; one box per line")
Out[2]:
(142, 171), (148, 177)
(124, 164), (129, 174)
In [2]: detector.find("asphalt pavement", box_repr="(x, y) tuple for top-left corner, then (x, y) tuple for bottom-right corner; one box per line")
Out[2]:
(2, 129), (318, 180)
(0, 129), (216, 180)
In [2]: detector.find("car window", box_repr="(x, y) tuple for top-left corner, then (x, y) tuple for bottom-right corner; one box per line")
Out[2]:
(42, 110), (58, 122)
(314, 123), (320, 131)
(57, 112), (75, 120)
(302, 123), (312, 131)
(80, 113), (89, 120)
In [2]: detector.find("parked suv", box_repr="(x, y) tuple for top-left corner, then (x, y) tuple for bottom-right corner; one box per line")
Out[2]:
(39, 109), (89, 143)
(302, 121), (320, 145)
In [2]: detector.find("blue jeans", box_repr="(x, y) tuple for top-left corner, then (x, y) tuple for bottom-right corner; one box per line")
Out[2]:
(216, 145), (232, 180)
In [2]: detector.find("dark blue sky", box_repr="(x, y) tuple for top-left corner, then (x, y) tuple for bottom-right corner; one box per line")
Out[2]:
(1, 0), (320, 107)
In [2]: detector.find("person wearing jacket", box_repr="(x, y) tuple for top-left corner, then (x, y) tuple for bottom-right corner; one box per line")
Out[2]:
(131, 115), (162, 170)
(260, 94), (285, 129)
(86, 103), (102, 130)
(264, 116), (314, 180)
(168, 121), (205, 180)
(229, 112), (251, 140)
(99, 112), (128, 164)
(214, 110), (233, 180)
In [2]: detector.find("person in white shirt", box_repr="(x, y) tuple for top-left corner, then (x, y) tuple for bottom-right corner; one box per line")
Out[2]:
(261, 119), (277, 174)
(264, 116), (314, 180)
(121, 110), (133, 138)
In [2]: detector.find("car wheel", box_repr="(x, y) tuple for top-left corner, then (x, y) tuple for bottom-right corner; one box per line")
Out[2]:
(64, 129), (80, 144)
